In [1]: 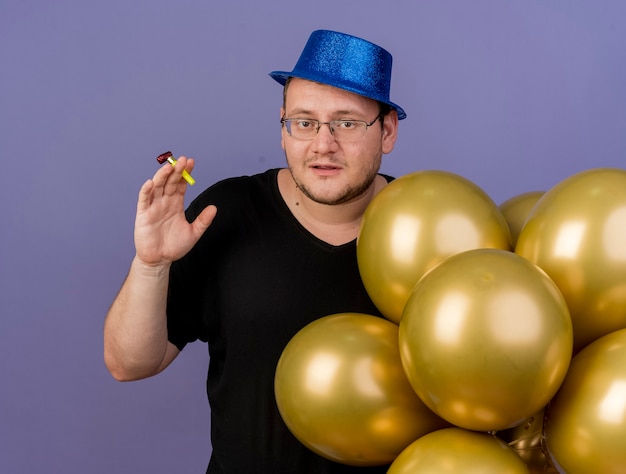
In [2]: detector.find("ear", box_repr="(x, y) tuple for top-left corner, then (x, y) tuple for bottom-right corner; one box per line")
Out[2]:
(381, 110), (399, 154)
(280, 107), (286, 150)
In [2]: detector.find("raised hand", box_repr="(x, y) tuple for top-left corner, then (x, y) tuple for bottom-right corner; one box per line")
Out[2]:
(134, 156), (217, 267)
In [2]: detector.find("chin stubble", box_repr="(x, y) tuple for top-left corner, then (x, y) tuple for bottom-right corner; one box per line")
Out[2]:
(288, 167), (377, 206)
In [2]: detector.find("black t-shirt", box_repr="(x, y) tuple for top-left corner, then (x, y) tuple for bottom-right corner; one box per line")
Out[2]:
(167, 169), (391, 473)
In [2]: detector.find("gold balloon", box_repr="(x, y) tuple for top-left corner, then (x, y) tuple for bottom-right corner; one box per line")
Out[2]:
(515, 168), (626, 352)
(544, 328), (626, 474)
(357, 170), (512, 324)
(497, 410), (559, 474)
(388, 427), (531, 474)
(499, 191), (544, 248)
(274, 313), (448, 466)
(399, 249), (573, 431)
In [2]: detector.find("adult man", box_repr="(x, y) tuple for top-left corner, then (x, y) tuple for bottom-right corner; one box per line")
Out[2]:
(104, 30), (405, 473)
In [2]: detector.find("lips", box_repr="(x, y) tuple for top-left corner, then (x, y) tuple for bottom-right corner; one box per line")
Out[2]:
(310, 161), (342, 169)
(309, 163), (342, 177)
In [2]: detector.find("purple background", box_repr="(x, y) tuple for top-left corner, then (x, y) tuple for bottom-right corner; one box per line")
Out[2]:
(1, 1), (624, 472)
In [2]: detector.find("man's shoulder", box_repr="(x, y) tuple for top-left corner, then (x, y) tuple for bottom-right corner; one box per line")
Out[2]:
(186, 168), (281, 218)
(208, 168), (279, 193)
(380, 173), (395, 183)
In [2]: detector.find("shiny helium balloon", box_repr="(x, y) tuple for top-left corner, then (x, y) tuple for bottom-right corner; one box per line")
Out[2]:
(497, 410), (559, 474)
(357, 170), (512, 324)
(515, 168), (626, 352)
(387, 427), (530, 474)
(399, 249), (573, 431)
(544, 328), (626, 474)
(274, 313), (448, 466)
(499, 191), (544, 248)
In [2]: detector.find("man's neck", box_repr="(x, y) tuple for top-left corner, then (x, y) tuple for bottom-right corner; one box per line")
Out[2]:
(277, 169), (387, 246)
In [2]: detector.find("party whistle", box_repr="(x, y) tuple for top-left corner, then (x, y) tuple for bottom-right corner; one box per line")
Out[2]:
(156, 151), (196, 186)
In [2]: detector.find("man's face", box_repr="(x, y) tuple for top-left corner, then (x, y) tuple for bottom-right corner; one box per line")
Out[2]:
(281, 78), (398, 206)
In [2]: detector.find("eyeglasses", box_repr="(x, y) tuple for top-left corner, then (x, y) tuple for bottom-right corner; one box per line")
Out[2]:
(281, 114), (383, 142)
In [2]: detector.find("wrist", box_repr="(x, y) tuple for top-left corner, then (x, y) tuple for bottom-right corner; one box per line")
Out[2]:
(131, 256), (172, 277)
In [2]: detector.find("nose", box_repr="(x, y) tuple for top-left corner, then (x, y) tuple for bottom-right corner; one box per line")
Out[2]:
(311, 122), (338, 153)
(315, 122), (334, 136)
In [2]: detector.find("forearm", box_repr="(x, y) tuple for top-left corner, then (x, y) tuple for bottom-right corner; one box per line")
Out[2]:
(104, 257), (177, 381)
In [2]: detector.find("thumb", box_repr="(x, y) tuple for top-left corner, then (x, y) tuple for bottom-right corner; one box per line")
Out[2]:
(192, 204), (217, 238)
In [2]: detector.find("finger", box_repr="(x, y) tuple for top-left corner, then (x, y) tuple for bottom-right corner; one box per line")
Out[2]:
(151, 159), (176, 192)
(175, 156), (196, 191)
(163, 156), (189, 195)
(159, 155), (185, 196)
(192, 204), (217, 238)
(181, 156), (195, 173)
(137, 179), (155, 212)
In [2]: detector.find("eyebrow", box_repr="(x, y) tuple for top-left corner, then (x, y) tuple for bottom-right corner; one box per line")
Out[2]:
(285, 108), (367, 119)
